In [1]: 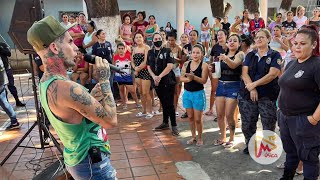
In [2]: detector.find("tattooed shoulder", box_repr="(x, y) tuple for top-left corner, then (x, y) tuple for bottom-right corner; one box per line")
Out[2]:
(47, 81), (59, 106)
(70, 84), (92, 105)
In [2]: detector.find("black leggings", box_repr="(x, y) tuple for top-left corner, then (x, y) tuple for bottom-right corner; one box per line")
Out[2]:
(155, 84), (177, 127)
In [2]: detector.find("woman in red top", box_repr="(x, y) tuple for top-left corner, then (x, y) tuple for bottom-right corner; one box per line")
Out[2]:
(132, 11), (149, 34)
(71, 51), (89, 85)
(68, 15), (85, 52)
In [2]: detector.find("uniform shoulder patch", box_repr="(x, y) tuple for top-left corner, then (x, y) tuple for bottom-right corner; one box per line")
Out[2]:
(277, 59), (282, 65)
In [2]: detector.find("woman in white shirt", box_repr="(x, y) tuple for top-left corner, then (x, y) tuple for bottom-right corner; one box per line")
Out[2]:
(293, 5), (308, 29)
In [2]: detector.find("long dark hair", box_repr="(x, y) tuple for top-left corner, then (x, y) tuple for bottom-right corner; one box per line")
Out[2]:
(201, 17), (208, 24)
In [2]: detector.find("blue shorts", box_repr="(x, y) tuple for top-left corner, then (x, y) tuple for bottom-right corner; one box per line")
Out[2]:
(182, 89), (206, 111)
(216, 81), (240, 99)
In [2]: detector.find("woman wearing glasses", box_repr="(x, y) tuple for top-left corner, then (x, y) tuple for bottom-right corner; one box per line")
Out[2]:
(239, 29), (282, 154)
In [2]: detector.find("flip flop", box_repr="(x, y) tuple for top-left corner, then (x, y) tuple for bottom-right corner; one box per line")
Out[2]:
(204, 111), (214, 116)
(295, 170), (303, 176)
(136, 112), (146, 117)
(196, 140), (204, 146)
(224, 141), (234, 148)
(187, 138), (197, 145)
(213, 139), (225, 146)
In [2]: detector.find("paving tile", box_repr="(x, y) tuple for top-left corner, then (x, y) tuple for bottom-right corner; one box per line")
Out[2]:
(120, 132), (139, 139)
(111, 145), (125, 153)
(4, 155), (20, 164)
(107, 128), (120, 134)
(110, 152), (127, 161)
(135, 175), (159, 180)
(14, 161), (29, 170)
(19, 153), (42, 162)
(131, 166), (156, 177)
(124, 143), (144, 152)
(129, 157), (151, 167)
(2, 163), (15, 173)
(116, 168), (132, 179)
(109, 139), (123, 146)
(154, 163), (178, 174)
(150, 155), (173, 165)
(122, 138), (141, 145)
(108, 134), (122, 140)
(142, 141), (163, 149)
(111, 159), (130, 169)
(170, 152), (193, 162)
(146, 148), (168, 157)
(118, 178), (133, 180)
(126, 150), (148, 159)
(158, 173), (184, 180)
(12, 169), (35, 179)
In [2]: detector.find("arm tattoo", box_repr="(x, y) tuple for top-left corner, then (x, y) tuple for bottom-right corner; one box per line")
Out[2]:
(70, 85), (92, 105)
(103, 94), (116, 108)
(100, 82), (111, 95)
(95, 106), (108, 118)
(47, 81), (58, 106)
(97, 68), (110, 82)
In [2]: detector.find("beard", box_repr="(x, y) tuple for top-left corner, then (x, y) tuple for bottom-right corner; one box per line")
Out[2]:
(64, 58), (76, 68)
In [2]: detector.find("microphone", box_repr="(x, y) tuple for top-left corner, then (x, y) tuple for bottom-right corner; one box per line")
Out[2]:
(83, 54), (125, 74)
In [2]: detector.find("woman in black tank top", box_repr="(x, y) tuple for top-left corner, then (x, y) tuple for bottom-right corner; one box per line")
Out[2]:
(211, 34), (245, 147)
(180, 44), (209, 146)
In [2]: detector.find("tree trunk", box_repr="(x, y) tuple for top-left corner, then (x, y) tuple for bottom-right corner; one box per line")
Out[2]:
(279, 0), (293, 21)
(84, 0), (121, 48)
(210, 0), (224, 18)
(243, 0), (259, 14)
(280, 0), (293, 11)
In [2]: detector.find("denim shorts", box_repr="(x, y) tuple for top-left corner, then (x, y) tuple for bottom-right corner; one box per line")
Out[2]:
(216, 81), (240, 99)
(200, 33), (210, 42)
(66, 153), (116, 180)
(182, 89), (206, 111)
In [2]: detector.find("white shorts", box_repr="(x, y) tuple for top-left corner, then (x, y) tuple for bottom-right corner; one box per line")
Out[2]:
(172, 67), (181, 77)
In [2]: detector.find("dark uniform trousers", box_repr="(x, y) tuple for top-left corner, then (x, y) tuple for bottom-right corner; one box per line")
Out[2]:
(155, 84), (177, 127)
(238, 96), (277, 145)
(278, 110), (320, 180)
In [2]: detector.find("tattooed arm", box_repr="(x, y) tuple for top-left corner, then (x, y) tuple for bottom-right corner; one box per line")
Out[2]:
(46, 79), (117, 129)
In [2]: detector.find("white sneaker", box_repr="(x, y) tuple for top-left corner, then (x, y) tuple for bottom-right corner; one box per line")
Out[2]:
(175, 112), (179, 117)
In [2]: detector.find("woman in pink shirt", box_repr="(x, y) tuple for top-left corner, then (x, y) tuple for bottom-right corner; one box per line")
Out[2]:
(68, 15), (85, 51)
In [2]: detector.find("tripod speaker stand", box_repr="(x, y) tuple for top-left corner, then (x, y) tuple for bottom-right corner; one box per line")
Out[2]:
(0, 54), (63, 166)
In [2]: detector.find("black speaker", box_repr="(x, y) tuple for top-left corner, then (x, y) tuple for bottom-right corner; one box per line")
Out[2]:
(8, 0), (44, 54)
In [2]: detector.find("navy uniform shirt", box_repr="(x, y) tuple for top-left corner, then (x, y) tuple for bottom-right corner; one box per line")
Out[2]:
(242, 48), (282, 99)
(279, 56), (320, 116)
(92, 41), (113, 64)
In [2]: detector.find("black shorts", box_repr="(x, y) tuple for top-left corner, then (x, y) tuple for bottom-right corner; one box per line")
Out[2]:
(117, 81), (133, 85)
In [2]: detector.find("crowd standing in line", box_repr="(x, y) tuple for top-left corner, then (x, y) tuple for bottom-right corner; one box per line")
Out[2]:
(30, 6), (320, 179)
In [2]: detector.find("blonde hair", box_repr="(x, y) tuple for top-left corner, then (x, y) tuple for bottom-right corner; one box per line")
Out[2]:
(296, 5), (305, 16)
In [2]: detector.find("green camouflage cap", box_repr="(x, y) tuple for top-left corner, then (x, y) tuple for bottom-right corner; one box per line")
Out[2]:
(27, 16), (76, 51)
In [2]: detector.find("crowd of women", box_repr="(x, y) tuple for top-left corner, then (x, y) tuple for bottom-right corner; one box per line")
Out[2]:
(58, 5), (320, 180)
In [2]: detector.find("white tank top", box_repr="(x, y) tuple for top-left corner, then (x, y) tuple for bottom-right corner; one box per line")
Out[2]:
(83, 31), (95, 54)
(201, 23), (210, 35)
